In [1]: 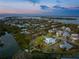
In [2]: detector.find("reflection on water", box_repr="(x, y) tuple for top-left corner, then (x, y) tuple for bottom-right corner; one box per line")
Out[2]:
(0, 33), (20, 58)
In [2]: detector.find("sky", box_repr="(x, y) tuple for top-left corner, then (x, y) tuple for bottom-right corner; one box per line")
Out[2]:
(0, 0), (79, 16)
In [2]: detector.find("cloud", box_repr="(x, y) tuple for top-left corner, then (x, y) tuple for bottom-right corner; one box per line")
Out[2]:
(53, 5), (66, 9)
(40, 5), (50, 10)
(0, 2), (43, 14)
(0, 0), (79, 17)
(0, 2), (40, 10)
(26, 0), (40, 4)
(53, 5), (79, 10)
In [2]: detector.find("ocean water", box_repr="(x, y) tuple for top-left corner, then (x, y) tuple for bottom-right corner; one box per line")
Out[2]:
(52, 18), (79, 24)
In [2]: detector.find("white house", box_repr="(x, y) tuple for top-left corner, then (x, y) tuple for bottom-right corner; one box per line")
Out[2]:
(48, 29), (56, 33)
(48, 29), (52, 33)
(16, 24), (25, 28)
(70, 34), (79, 40)
(44, 37), (56, 44)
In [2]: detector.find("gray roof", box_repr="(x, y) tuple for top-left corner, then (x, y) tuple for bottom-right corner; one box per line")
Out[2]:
(60, 41), (73, 50)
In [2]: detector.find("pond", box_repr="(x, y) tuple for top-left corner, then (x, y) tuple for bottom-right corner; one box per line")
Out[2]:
(0, 33), (20, 59)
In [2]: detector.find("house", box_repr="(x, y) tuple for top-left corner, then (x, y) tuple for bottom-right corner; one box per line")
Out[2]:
(25, 49), (29, 52)
(40, 25), (45, 28)
(48, 29), (56, 34)
(16, 24), (25, 28)
(51, 25), (58, 28)
(61, 26), (66, 30)
(61, 26), (71, 32)
(48, 20), (52, 23)
(21, 29), (27, 31)
(11, 24), (16, 26)
(56, 30), (63, 37)
(70, 34), (79, 41)
(77, 25), (79, 28)
(59, 41), (73, 50)
(20, 31), (30, 34)
(63, 31), (70, 38)
(44, 37), (56, 44)
(52, 28), (57, 31)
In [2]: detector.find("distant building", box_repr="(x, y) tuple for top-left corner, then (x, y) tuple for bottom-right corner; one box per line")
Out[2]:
(16, 24), (25, 28)
(20, 31), (30, 34)
(48, 29), (56, 34)
(40, 25), (45, 28)
(48, 20), (52, 23)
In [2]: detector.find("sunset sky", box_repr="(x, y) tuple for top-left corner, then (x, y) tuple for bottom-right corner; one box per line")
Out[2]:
(0, 0), (79, 16)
